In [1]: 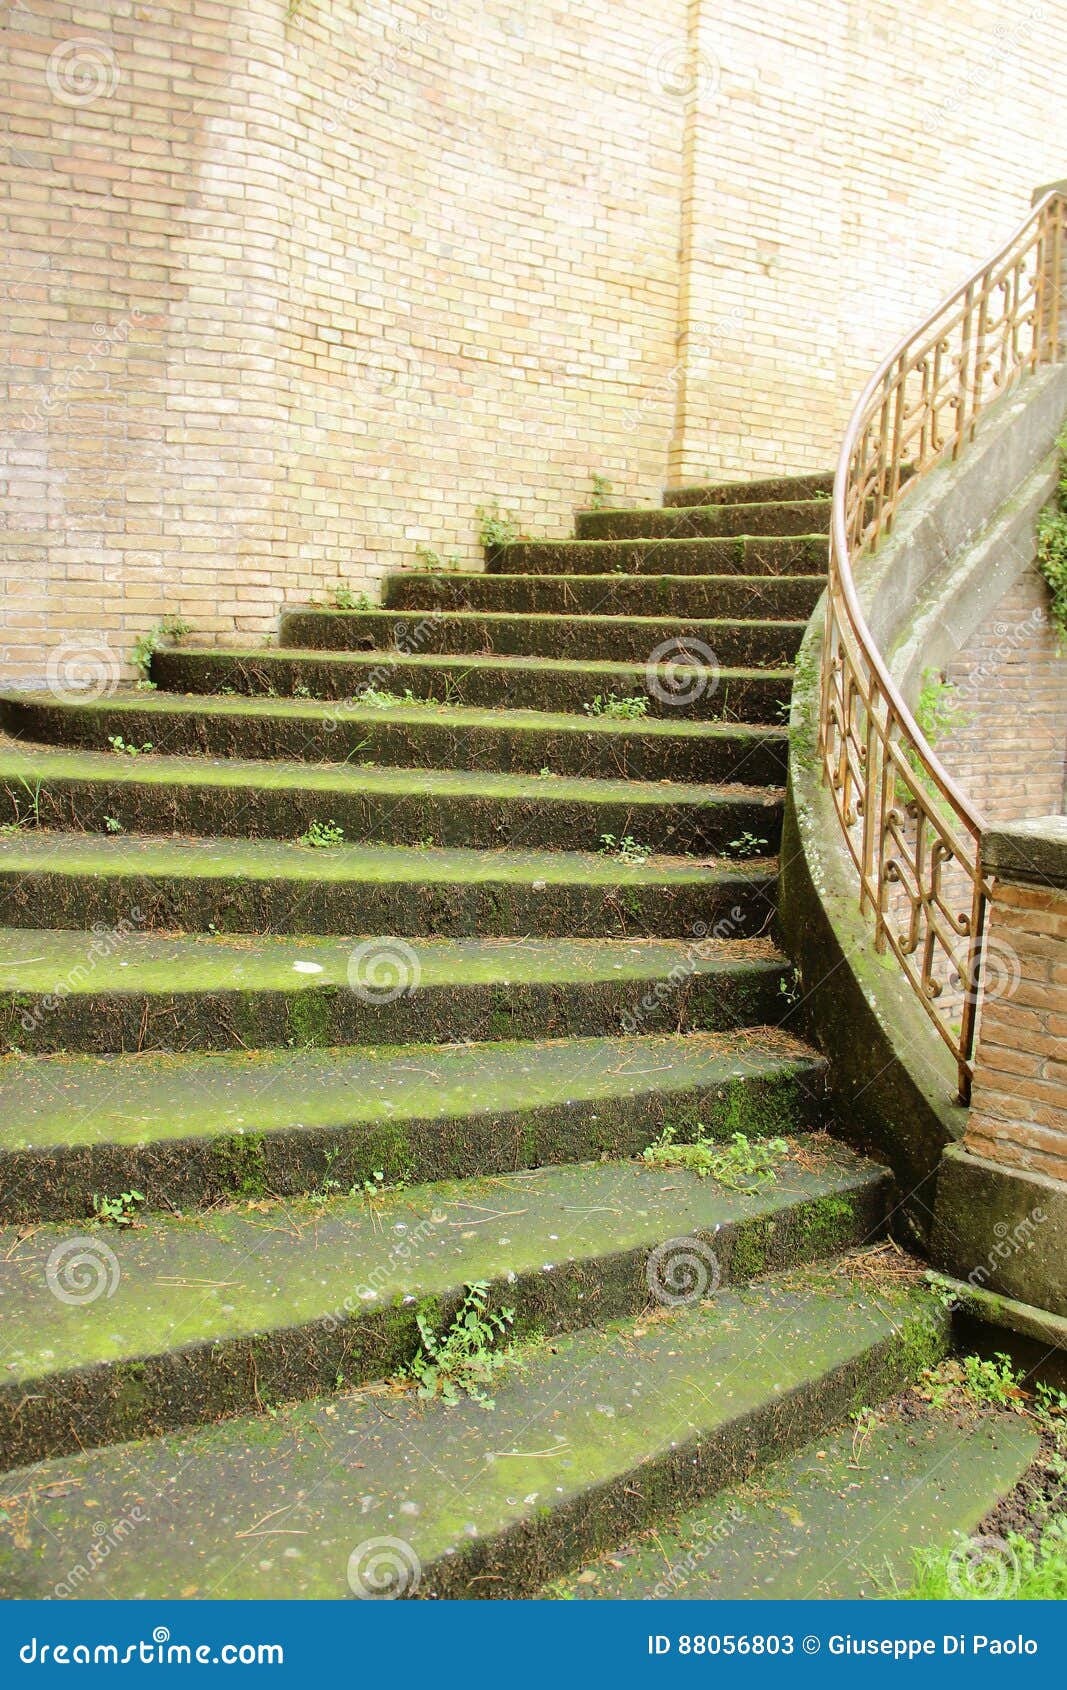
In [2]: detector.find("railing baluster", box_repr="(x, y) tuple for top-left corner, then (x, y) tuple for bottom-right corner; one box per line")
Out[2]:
(818, 189), (1066, 1104)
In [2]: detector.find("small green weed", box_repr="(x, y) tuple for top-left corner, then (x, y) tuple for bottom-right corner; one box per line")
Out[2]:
(585, 693), (648, 721)
(107, 735), (153, 757)
(331, 586), (372, 611)
(918, 1351), (1026, 1414)
(476, 501), (522, 551)
(103, 815), (123, 834)
(726, 831), (769, 858)
(92, 1190), (145, 1228)
(300, 819), (345, 849)
(131, 616), (190, 682)
(642, 1126), (788, 1189)
(599, 832), (650, 864)
(415, 543), (463, 572)
(898, 1524), (1067, 1600)
(406, 1281), (516, 1407)
(589, 473), (614, 510)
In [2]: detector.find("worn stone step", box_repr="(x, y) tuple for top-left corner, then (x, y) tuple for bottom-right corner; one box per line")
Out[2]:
(0, 1029), (826, 1222)
(278, 607), (806, 668)
(550, 1407), (1038, 1599)
(0, 1145), (890, 1469)
(488, 535), (825, 578)
(1, 691), (787, 786)
(575, 500), (831, 541)
(0, 834), (777, 940)
(152, 646), (793, 723)
(0, 929), (790, 1054)
(0, 1269), (949, 1598)
(664, 473), (835, 508)
(381, 570), (825, 621)
(0, 747), (782, 855)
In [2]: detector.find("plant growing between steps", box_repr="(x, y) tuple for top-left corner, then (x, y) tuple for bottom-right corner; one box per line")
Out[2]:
(330, 586), (373, 611)
(598, 832), (650, 864)
(584, 692), (649, 720)
(131, 616), (191, 686)
(415, 543), (463, 573)
(107, 735), (154, 757)
(726, 831), (769, 859)
(405, 1281), (517, 1407)
(300, 820), (345, 849)
(476, 501), (523, 551)
(92, 1189), (145, 1228)
(642, 1126), (788, 1189)
(588, 473), (613, 510)
(1, 776), (44, 833)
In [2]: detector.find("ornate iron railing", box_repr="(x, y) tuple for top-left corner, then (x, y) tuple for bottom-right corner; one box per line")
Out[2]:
(819, 187), (1066, 1103)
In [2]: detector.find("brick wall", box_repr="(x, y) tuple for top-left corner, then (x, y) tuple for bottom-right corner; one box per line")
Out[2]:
(938, 569), (1067, 823)
(964, 875), (1067, 1182)
(5, 0), (1067, 681)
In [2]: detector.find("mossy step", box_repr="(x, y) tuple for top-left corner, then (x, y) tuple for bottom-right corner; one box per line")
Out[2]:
(0, 929), (792, 1054)
(550, 1408), (1038, 1599)
(664, 473), (835, 508)
(278, 607), (806, 668)
(153, 647), (793, 722)
(0, 1270), (950, 1599)
(381, 571), (825, 622)
(1, 690), (787, 787)
(0, 1145), (890, 1468)
(0, 833), (777, 940)
(0, 747), (783, 854)
(576, 501), (831, 540)
(490, 535), (825, 579)
(0, 1029), (826, 1222)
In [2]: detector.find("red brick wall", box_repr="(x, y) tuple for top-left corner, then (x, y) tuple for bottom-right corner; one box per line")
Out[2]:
(965, 877), (1067, 1182)
(939, 570), (1067, 823)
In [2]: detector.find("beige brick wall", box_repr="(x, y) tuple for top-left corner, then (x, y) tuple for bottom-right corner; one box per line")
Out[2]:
(938, 569), (1067, 823)
(965, 876), (1067, 1181)
(5, 0), (1067, 680)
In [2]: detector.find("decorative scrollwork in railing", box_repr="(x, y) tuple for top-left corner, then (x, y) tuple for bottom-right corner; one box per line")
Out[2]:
(819, 188), (1066, 1103)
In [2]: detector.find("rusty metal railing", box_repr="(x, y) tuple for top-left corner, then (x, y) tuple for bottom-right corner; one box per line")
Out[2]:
(818, 187), (1066, 1103)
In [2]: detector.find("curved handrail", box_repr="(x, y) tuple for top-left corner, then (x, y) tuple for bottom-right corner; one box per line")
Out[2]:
(818, 187), (1066, 1102)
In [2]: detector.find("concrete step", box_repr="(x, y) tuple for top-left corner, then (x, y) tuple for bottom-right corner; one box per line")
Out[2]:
(0, 1268), (949, 1598)
(381, 570), (825, 621)
(152, 646), (793, 723)
(575, 500), (831, 541)
(550, 1407), (1038, 1599)
(0, 928), (791, 1054)
(0, 1028), (826, 1222)
(1, 691), (788, 786)
(0, 833), (777, 940)
(0, 1145), (889, 1467)
(0, 746), (783, 855)
(664, 473), (835, 508)
(278, 607), (807, 668)
(488, 535), (825, 578)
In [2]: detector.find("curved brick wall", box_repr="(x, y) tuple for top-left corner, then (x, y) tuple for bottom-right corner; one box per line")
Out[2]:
(4, 0), (1067, 680)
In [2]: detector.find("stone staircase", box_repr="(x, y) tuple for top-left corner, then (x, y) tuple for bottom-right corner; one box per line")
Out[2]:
(0, 473), (1028, 1599)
